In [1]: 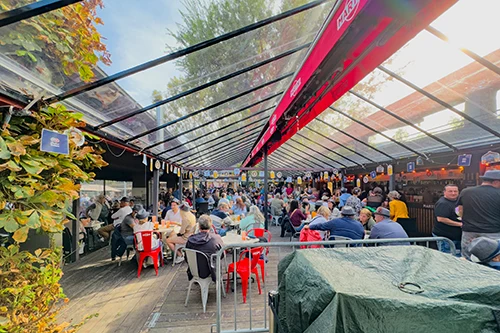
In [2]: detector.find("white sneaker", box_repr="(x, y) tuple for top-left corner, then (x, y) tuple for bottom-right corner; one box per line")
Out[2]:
(174, 256), (185, 264)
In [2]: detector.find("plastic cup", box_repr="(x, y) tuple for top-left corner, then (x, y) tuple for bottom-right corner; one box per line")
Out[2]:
(151, 215), (157, 223)
(241, 231), (247, 240)
(154, 221), (159, 230)
(161, 219), (166, 227)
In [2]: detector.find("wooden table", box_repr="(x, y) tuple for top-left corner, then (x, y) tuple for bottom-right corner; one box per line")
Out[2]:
(156, 225), (181, 238)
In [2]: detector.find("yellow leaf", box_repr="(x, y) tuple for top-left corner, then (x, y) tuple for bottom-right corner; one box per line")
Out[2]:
(18, 135), (40, 146)
(13, 226), (29, 243)
(0, 160), (21, 172)
(6, 141), (26, 156)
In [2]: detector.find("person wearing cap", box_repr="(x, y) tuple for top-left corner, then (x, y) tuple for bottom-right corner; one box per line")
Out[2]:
(306, 206), (364, 241)
(327, 199), (341, 219)
(98, 196), (132, 240)
(338, 188), (351, 209)
(468, 237), (500, 270)
(133, 208), (162, 268)
(369, 207), (409, 245)
(457, 170), (500, 260)
(387, 191), (409, 222)
(167, 201), (197, 264)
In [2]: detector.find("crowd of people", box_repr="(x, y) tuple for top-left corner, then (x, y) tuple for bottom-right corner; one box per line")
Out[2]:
(77, 171), (500, 273)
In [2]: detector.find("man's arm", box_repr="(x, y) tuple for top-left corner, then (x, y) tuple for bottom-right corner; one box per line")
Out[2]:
(436, 216), (462, 227)
(457, 205), (463, 218)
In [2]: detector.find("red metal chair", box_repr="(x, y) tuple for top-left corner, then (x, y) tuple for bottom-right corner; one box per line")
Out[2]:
(226, 247), (263, 303)
(247, 228), (271, 282)
(134, 231), (163, 278)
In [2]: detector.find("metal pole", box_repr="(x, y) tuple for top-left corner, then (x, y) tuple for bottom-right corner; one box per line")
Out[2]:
(152, 168), (159, 217)
(192, 176), (196, 211)
(179, 168), (183, 202)
(71, 194), (80, 262)
(264, 147), (269, 230)
(389, 173), (395, 191)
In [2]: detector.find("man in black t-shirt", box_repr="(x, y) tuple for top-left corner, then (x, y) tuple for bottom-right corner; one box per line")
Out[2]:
(432, 184), (462, 256)
(457, 170), (500, 260)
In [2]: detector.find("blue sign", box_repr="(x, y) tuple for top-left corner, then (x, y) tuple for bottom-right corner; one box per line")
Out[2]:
(233, 168), (240, 175)
(370, 171), (377, 179)
(458, 154), (472, 167)
(40, 129), (69, 155)
(407, 162), (415, 173)
(259, 171), (265, 177)
(203, 170), (210, 177)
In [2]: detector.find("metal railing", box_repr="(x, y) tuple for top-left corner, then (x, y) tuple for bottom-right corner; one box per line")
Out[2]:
(213, 237), (456, 333)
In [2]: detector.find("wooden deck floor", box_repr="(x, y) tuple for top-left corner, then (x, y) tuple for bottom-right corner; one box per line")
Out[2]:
(58, 225), (292, 333)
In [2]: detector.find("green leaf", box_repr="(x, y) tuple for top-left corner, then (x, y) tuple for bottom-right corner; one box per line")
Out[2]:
(13, 226), (29, 243)
(0, 137), (11, 159)
(15, 49), (27, 56)
(27, 211), (41, 228)
(26, 51), (37, 63)
(3, 216), (18, 233)
(20, 160), (44, 175)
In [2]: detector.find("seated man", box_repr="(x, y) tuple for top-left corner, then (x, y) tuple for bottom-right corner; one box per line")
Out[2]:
(111, 204), (140, 260)
(469, 237), (500, 270)
(185, 215), (225, 281)
(370, 207), (409, 245)
(307, 206), (364, 241)
(210, 202), (232, 236)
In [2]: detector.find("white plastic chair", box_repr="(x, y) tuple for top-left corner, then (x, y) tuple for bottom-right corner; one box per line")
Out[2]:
(172, 243), (186, 266)
(183, 248), (226, 313)
(271, 215), (281, 226)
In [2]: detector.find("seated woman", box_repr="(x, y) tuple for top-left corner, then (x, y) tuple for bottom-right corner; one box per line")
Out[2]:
(289, 200), (307, 232)
(166, 202), (197, 264)
(231, 197), (248, 217)
(359, 208), (376, 231)
(133, 208), (161, 267)
(239, 205), (265, 237)
(308, 206), (331, 240)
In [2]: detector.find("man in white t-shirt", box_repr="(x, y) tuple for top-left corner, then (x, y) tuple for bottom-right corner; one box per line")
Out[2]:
(97, 197), (133, 240)
(165, 198), (182, 223)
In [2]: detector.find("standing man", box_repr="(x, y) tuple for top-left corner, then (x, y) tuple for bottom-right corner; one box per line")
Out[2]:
(432, 184), (462, 255)
(457, 170), (500, 260)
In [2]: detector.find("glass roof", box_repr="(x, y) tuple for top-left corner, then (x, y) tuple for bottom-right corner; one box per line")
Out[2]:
(0, 0), (499, 171)
(275, 0), (500, 170)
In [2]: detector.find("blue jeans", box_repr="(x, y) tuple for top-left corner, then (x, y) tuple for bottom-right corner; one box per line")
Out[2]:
(432, 233), (461, 257)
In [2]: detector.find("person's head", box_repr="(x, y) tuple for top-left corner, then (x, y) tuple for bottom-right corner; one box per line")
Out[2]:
(443, 184), (459, 201)
(248, 205), (265, 224)
(317, 206), (331, 219)
(171, 198), (180, 212)
(275, 194), (281, 200)
(235, 197), (244, 208)
(132, 204), (144, 217)
(288, 183), (292, 188)
(373, 207), (391, 222)
(469, 237), (500, 266)
(340, 188), (348, 194)
(302, 201), (310, 211)
(120, 197), (129, 207)
(218, 202), (230, 212)
(340, 206), (356, 218)
(321, 195), (329, 201)
(198, 214), (213, 232)
(289, 200), (299, 212)
(387, 191), (401, 201)
(352, 187), (361, 197)
(97, 194), (106, 204)
(136, 208), (149, 223)
(480, 170), (500, 188)
(323, 184), (327, 189)
(372, 187), (383, 196)
(359, 208), (372, 225)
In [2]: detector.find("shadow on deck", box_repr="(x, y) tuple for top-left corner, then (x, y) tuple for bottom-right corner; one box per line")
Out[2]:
(58, 225), (292, 333)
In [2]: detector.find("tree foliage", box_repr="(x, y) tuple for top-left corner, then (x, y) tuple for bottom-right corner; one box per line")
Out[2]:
(149, 0), (329, 156)
(0, 0), (111, 87)
(0, 104), (107, 332)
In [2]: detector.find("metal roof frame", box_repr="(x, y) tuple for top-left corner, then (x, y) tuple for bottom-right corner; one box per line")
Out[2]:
(0, 0), (82, 28)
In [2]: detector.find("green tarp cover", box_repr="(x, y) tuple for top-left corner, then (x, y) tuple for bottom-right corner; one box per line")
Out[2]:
(277, 247), (500, 333)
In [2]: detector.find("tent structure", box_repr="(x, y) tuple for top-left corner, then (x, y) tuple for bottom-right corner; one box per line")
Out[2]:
(0, 0), (499, 172)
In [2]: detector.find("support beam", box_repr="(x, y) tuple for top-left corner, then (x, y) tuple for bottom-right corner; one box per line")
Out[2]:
(328, 107), (420, 159)
(192, 176), (196, 211)
(160, 114), (268, 157)
(0, 0), (82, 28)
(425, 26), (500, 76)
(171, 125), (263, 163)
(44, 0), (328, 104)
(178, 168), (183, 202)
(349, 90), (457, 151)
(296, 132), (362, 167)
(264, 147), (269, 230)
(143, 97), (279, 151)
(152, 169), (159, 218)
(97, 44), (307, 129)
(126, 72), (293, 142)
(378, 65), (500, 139)
(304, 126), (376, 164)
(289, 138), (343, 168)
